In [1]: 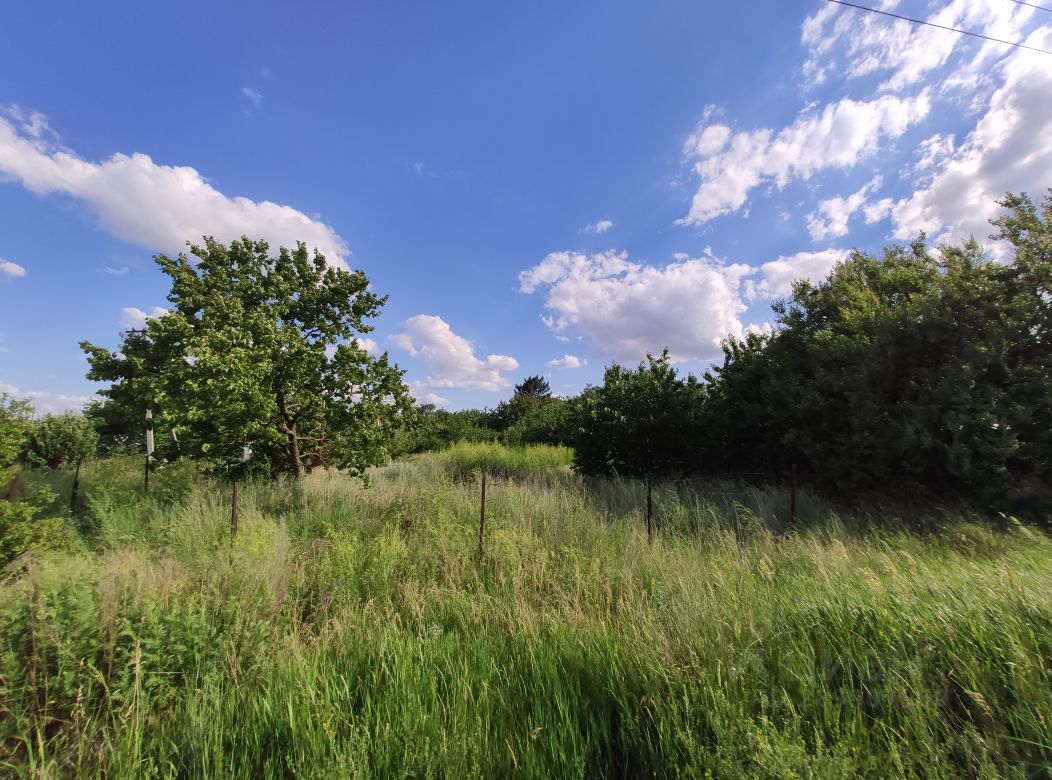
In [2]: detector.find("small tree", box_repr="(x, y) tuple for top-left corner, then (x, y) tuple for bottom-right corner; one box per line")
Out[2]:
(25, 413), (98, 508)
(0, 393), (34, 468)
(569, 350), (704, 478)
(25, 413), (98, 470)
(514, 375), (551, 399)
(82, 237), (413, 479)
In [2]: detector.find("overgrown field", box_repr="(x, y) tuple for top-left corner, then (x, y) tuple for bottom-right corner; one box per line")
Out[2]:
(2, 449), (1051, 778)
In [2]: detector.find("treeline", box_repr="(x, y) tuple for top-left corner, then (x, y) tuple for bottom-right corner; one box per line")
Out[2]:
(401, 192), (1052, 515)
(3, 192), (1049, 519)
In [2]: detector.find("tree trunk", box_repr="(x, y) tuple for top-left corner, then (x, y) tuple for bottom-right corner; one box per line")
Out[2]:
(287, 427), (306, 480)
(276, 391), (306, 480)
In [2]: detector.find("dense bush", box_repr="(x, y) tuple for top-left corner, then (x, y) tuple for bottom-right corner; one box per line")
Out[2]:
(0, 394), (33, 467)
(23, 412), (98, 470)
(390, 406), (499, 455)
(568, 351), (704, 479)
(697, 192), (1051, 511)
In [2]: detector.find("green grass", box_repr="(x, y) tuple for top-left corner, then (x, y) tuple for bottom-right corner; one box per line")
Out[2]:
(431, 440), (573, 480)
(1, 448), (1051, 778)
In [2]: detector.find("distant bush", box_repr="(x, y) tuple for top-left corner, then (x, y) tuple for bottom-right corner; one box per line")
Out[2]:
(0, 484), (81, 563)
(390, 406), (498, 456)
(433, 441), (573, 479)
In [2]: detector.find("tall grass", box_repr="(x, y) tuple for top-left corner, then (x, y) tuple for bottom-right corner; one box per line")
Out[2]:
(431, 440), (573, 480)
(1, 447), (1050, 777)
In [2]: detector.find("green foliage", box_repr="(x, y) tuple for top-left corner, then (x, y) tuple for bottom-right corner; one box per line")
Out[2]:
(83, 398), (144, 456)
(390, 405), (498, 455)
(0, 393), (34, 467)
(1, 456), (1050, 777)
(81, 237), (413, 479)
(0, 484), (81, 563)
(698, 192), (1052, 512)
(502, 396), (572, 446)
(569, 349), (705, 478)
(513, 374), (551, 399)
(24, 413), (98, 469)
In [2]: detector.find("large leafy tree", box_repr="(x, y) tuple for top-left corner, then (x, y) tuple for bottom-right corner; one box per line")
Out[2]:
(82, 237), (412, 479)
(698, 191), (1052, 511)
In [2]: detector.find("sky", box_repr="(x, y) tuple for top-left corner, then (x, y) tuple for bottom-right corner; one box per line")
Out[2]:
(1, 0), (1050, 412)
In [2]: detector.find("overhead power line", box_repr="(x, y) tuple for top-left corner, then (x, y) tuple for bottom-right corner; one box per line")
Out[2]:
(825, 0), (1052, 56)
(1007, 0), (1052, 14)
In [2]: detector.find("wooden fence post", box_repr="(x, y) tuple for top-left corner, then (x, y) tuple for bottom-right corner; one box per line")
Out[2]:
(477, 471), (487, 560)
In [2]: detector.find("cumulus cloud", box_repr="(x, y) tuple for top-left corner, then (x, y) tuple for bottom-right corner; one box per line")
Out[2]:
(0, 106), (350, 266)
(747, 249), (848, 300)
(520, 250), (753, 361)
(807, 177), (883, 240)
(391, 315), (518, 391)
(680, 92), (930, 225)
(0, 259), (26, 277)
(356, 337), (380, 355)
(793, 1), (1052, 252)
(583, 219), (614, 234)
(889, 35), (1052, 249)
(412, 390), (450, 407)
(546, 354), (587, 369)
(119, 306), (168, 329)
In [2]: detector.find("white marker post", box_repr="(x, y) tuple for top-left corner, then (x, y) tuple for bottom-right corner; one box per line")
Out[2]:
(144, 409), (154, 494)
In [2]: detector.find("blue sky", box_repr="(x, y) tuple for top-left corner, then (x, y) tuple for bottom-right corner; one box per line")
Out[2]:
(1, 0), (1050, 411)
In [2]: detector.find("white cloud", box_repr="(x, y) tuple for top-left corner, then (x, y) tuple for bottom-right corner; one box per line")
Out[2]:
(583, 219), (614, 234)
(889, 35), (1052, 249)
(806, 177), (883, 240)
(0, 380), (94, 413)
(0, 106), (351, 266)
(0, 259), (26, 277)
(802, 0), (1036, 93)
(680, 91), (931, 225)
(546, 354), (587, 369)
(119, 306), (168, 329)
(747, 249), (848, 300)
(520, 250), (753, 362)
(412, 390), (450, 407)
(242, 87), (263, 110)
(391, 315), (518, 391)
(356, 337), (380, 355)
(101, 265), (130, 275)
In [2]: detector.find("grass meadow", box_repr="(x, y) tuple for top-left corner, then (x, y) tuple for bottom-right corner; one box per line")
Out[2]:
(1, 447), (1051, 778)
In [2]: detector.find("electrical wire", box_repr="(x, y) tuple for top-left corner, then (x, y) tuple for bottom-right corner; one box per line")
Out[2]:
(1006, 0), (1052, 14)
(825, 0), (1052, 56)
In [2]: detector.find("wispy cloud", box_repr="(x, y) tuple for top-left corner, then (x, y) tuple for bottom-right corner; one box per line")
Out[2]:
(241, 87), (262, 110)
(583, 219), (614, 234)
